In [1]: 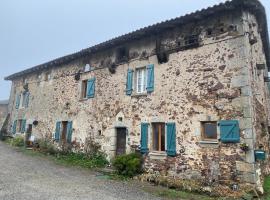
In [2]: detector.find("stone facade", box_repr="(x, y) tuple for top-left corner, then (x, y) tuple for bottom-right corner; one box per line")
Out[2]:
(5, 0), (270, 193)
(0, 100), (8, 129)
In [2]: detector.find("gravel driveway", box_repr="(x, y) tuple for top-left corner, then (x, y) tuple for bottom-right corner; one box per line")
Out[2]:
(0, 142), (160, 200)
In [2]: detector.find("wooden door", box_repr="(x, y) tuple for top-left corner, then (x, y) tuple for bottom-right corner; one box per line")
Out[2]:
(116, 128), (126, 156)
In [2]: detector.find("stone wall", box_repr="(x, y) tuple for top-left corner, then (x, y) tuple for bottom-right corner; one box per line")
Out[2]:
(7, 10), (270, 189)
(0, 103), (8, 129)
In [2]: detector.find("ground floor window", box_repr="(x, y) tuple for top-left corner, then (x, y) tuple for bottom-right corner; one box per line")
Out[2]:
(201, 121), (217, 140)
(152, 123), (165, 151)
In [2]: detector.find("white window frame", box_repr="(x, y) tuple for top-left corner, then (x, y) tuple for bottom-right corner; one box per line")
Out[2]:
(135, 67), (147, 94)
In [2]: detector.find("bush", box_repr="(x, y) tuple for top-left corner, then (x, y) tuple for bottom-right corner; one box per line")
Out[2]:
(6, 135), (24, 147)
(38, 139), (58, 155)
(112, 153), (143, 177)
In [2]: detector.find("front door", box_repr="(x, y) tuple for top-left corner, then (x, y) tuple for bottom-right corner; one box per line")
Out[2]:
(116, 128), (126, 156)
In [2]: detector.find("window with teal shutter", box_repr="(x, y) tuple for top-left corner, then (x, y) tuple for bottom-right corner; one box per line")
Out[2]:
(25, 92), (30, 108)
(140, 123), (149, 153)
(12, 120), (17, 134)
(15, 94), (20, 109)
(166, 123), (176, 156)
(21, 119), (26, 133)
(219, 120), (240, 143)
(67, 121), (73, 144)
(55, 122), (61, 142)
(146, 64), (154, 93)
(126, 69), (133, 95)
(87, 78), (96, 98)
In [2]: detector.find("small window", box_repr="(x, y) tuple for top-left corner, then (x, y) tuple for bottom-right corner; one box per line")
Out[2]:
(136, 67), (147, 94)
(45, 72), (51, 81)
(201, 122), (217, 140)
(152, 123), (165, 151)
(81, 80), (88, 99)
(84, 64), (91, 72)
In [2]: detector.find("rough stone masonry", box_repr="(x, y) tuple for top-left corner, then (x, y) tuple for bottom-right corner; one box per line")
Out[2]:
(4, 0), (270, 194)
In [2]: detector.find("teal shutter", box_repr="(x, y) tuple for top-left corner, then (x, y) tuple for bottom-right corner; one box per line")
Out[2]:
(140, 123), (149, 153)
(25, 92), (30, 108)
(21, 119), (26, 133)
(126, 69), (133, 96)
(15, 94), (20, 109)
(55, 122), (61, 142)
(87, 78), (96, 98)
(219, 120), (240, 143)
(166, 123), (176, 156)
(146, 64), (154, 93)
(67, 121), (73, 143)
(12, 120), (17, 134)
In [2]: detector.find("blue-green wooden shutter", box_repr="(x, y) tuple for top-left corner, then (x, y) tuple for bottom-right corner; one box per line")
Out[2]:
(55, 121), (61, 142)
(21, 119), (26, 133)
(146, 64), (154, 93)
(126, 69), (133, 96)
(140, 123), (149, 153)
(25, 93), (30, 108)
(12, 120), (17, 134)
(15, 94), (20, 109)
(87, 78), (96, 98)
(166, 122), (176, 156)
(219, 120), (240, 143)
(67, 121), (73, 143)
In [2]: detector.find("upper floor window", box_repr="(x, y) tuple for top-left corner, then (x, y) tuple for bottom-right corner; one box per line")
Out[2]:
(126, 64), (154, 96)
(45, 72), (51, 81)
(136, 67), (147, 94)
(80, 78), (95, 99)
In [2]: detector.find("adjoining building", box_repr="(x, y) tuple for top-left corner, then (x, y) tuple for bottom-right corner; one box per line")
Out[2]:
(0, 100), (8, 129)
(4, 0), (270, 193)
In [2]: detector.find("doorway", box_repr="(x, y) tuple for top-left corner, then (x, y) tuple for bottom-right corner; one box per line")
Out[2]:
(116, 128), (127, 156)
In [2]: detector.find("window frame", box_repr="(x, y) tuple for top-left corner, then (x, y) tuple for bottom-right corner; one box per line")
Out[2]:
(135, 67), (147, 94)
(201, 121), (218, 141)
(81, 80), (88, 99)
(151, 122), (166, 152)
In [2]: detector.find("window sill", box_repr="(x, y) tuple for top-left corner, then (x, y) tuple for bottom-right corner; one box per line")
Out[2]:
(131, 93), (147, 98)
(149, 151), (167, 160)
(199, 140), (219, 144)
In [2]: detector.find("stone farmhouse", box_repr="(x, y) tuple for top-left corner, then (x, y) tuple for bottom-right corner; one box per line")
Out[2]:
(4, 0), (270, 192)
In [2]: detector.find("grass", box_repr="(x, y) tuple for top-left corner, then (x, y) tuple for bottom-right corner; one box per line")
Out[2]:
(263, 176), (270, 200)
(143, 185), (218, 200)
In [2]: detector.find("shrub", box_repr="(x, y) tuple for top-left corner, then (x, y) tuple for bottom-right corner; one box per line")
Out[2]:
(112, 153), (143, 177)
(7, 135), (24, 147)
(38, 139), (58, 155)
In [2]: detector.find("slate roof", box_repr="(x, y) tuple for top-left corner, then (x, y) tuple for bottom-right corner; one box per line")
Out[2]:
(0, 100), (9, 105)
(5, 0), (270, 80)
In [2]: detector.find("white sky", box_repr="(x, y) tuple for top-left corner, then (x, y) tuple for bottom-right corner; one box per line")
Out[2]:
(0, 0), (269, 100)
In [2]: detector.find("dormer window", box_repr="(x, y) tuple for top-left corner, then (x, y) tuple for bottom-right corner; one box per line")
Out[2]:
(84, 64), (91, 72)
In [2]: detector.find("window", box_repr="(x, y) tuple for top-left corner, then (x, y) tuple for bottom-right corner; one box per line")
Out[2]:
(55, 121), (73, 144)
(152, 123), (165, 151)
(81, 80), (88, 99)
(201, 122), (217, 140)
(45, 72), (51, 81)
(136, 67), (147, 94)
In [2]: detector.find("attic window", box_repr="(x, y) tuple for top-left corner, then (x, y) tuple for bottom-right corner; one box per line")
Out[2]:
(116, 47), (129, 63)
(84, 64), (91, 72)
(207, 28), (213, 36)
(184, 35), (199, 49)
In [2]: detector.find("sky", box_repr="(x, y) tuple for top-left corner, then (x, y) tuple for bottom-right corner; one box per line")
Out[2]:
(0, 0), (269, 100)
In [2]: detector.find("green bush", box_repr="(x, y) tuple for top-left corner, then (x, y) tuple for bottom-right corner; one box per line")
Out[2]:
(6, 136), (24, 147)
(38, 139), (58, 155)
(112, 153), (143, 177)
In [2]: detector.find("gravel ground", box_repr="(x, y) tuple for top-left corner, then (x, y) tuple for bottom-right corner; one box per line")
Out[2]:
(0, 142), (160, 200)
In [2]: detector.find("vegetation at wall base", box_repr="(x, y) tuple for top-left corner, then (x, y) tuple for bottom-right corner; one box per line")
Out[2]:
(112, 153), (143, 177)
(4, 137), (108, 169)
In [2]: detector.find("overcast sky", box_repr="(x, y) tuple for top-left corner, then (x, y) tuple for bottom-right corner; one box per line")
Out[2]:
(0, 0), (269, 100)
